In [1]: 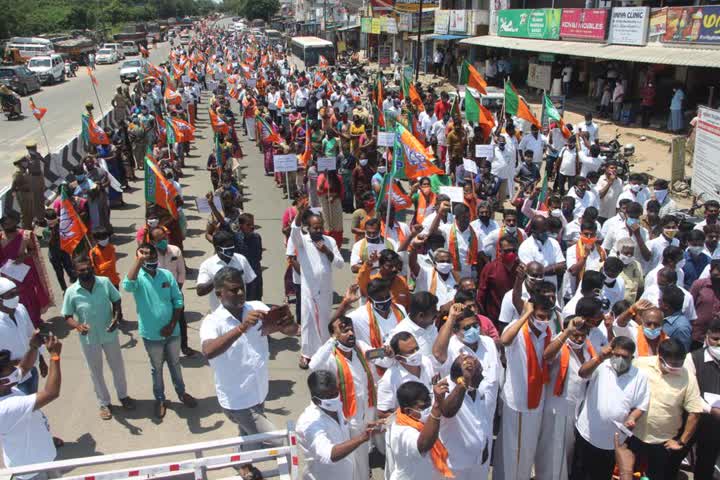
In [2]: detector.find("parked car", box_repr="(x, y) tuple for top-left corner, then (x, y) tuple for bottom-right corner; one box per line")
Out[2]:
(27, 53), (65, 84)
(121, 40), (139, 56)
(101, 43), (125, 60)
(0, 65), (41, 96)
(119, 59), (145, 82)
(96, 48), (118, 64)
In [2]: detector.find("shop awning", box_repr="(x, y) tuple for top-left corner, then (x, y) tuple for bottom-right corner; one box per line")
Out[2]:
(337, 24), (361, 31)
(431, 34), (471, 41)
(459, 35), (720, 68)
(410, 34), (436, 42)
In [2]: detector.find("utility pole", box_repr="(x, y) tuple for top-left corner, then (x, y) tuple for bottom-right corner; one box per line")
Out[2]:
(414, 0), (423, 82)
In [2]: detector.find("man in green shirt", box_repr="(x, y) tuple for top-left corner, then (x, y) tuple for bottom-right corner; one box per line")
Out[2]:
(63, 256), (135, 420)
(122, 244), (197, 419)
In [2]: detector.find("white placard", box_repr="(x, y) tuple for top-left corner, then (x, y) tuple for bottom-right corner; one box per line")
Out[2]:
(317, 157), (337, 171)
(246, 77), (257, 88)
(692, 106), (720, 202)
(439, 186), (464, 203)
(377, 131), (395, 147)
(273, 154), (298, 172)
(0, 261), (30, 282)
(704, 391), (720, 409)
(475, 144), (495, 159)
(608, 7), (650, 46)
(181, 74), (190, 84)
(463, 158), (478, 174)
(195, 195), (223, 214)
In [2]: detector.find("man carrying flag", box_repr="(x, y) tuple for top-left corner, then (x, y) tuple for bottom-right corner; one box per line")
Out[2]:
(504, 80), (541, 129)
(145, 153), (179, 219)
(464, 88), (495, 142)
(58, 183), (88, 255)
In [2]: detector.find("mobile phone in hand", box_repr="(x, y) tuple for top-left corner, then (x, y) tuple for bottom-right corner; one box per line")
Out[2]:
(365, 348), (386, 361)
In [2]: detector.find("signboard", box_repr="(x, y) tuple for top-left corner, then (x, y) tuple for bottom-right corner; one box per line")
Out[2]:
(527, 63), (552, 91)
(434, 10), (450, 34)
(463, 158), (478, 174)
(395, 0), (438, 13)
(371, 0), (393, 14)
(608, 7), (650, 45)
(560, 8), (608, 40)
(663, 6), (720, 44)
(439, 186), (464, 203)
(317, 157), (337, 171)
(377, 131), (395, 147)
(378, 45), (392, 67)
(361, 17), (372, 33)
(648, 8), (667, 42)
(497, 9), (561, 39)
(475, 144), (495, 159)
(412, 10), (436, 31)
(449, 10), (467, 34)
(273, 154), (298, 173)
(371, 18), (382, 34)
(692, 106), (720, 201)
(384, 17), (398, 34)
(398, 13), (411, 31)
(489, 0), (509, 35)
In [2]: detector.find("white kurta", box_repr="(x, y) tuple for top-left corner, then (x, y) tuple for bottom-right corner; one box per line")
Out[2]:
(291, 224), (345, 357)
(297, 404), (355, 480)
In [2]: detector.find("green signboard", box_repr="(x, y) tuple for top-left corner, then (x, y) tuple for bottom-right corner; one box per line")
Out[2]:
(497, 9), (561, 39)
(361, 17), (372, 33)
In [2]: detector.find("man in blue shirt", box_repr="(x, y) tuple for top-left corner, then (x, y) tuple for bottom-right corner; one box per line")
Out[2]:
(682, 229), (710, 289)
(122, 244), (197, 419)
(659, 284), (692, 352)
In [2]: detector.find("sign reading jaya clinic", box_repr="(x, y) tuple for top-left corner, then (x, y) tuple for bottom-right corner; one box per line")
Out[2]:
(497, 9), (561, 39)
(560, 8), (608, 40)
(608, 7), (650, 46)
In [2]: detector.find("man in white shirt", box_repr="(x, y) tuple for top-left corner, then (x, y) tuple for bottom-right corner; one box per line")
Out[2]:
(294, 85), (310, 112)
(200, 267), (297, 448)
(579, 144), (603, 177)
(309, 317), (379, 480)
(388, 292), (440, 357)
(0, 334), (61, 478)
(641, 268), (697, 322)
(428, 203), (481, 279)
(554, 137), (580, 195)
(349, 218), (398, 274)
(348, 279), (406, 354)
(518, 124), (546, 167)
(409, 242), (458, 309)
(573, 336), (649, 480)
(595, 163), (623, 222)
(561, 63), (573, 95)
(469, 201), (499, 245)
(482, 209), (524, 261)
(567, 177), (600, 218)
(612, 80), (625, 121)
(577, 112), (599, 144)
(196, 231), (257, 312)
(602, 201), (652, 266)
(297, 370), (379, 480)
(617, 173), (651, 209)
(518, 216), (567, 287)
(645, 220), (681, 277)
(492, 135), (515, 201)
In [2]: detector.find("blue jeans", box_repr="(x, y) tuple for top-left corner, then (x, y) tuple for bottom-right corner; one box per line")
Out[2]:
(17, 366), (38, 395)
(142, 336), (185, 402)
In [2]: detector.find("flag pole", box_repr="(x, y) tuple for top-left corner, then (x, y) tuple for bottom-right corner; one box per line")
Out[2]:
(90, 80), (105, 117)
(385, 132), (398, 231)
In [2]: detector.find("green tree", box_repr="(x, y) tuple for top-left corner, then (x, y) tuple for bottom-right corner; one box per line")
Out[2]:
(241, 0), (277, 20)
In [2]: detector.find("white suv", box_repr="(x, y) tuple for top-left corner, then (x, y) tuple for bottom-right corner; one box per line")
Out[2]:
(102, 43), (126, 60)
(27, 54), (65, 84)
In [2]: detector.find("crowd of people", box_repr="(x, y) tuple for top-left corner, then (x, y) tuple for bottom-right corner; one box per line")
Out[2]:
(1, 17), (719, 480)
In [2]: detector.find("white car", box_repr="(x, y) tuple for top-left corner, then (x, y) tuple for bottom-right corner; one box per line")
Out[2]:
(119, 59), (145, 82)
(121, 41), (140, 56)
(102, 43), (125, 60)
(96, 48), (118, 64)
(27, 54), (65, 84)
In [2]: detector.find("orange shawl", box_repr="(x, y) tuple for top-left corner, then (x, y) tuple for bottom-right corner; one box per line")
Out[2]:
(553, 340), (597, 396)
(524, 322), (551, 409)
(636, 324), (667, 357)
(395, 409), (454, 478)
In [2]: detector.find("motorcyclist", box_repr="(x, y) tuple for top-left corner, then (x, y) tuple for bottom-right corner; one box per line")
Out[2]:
(0, 84), (21, 115)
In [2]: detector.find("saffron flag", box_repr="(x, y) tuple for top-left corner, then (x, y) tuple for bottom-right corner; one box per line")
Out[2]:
(155, 115), (168, 145)
(298, 118), (312, 166)
(318, 55), (329, 68)
(86, 67), (98, 86)
(165, 88), (182, 105)
(505, 81), (541, 128)
(209, 109), (230, 134)
(376, 74), (385, 128)
(59, 184), (87, 254)
(459, 61), (487, 95)
(256, 115), (282, 144)
(276, 95), (284, 109)
(543, 93), (571, 139)
(170, 117), (196, 143)
(395, 124), (443, 180)
(535, 172), (550, 212)
(172, 63), (185, 80)
(28, 98), (46, 121)
(401, 75), (424, 112)
(382, 181), (413, 212)
(464, 89), (495, 129)
(87, 115), (110, 145)
(145, 153), (179, 219)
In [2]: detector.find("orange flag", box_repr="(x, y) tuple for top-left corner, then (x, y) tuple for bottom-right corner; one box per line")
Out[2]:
(59, 185), (88, 254)
(298, 121), (312, 166)
(170, 117), (196, 143)
(87, 116), (110, 145)
(145, 153), (179, 219)
(165, 88), (182, 105)
(29, 98), (47, 121)
(86, 67), (98, 86)
(209, 109), (230, 134)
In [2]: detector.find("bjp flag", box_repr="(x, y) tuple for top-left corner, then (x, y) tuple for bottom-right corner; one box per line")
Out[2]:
(171, 117), (196, 143)
(29, 98), (47, 121)
(59, 184), (87, 254)
(209, 109), (230, 135)
(87, 115), (110, 145)
(144, 153), (179, 219)
(165, 88), (182, 105)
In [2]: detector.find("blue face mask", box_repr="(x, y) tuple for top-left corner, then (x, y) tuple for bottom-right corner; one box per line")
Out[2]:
(626, 218), (639, 227)
(534, 232), (549, 243)
(463, 326), (480, 345)
(643, 327), (662, 340)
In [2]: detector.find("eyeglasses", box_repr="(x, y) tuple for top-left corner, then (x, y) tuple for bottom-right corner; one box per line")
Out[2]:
(462, 323), (479, 331)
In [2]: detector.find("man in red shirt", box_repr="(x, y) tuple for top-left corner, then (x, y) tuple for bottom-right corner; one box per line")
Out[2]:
(434, 91), (451, 120)
(477, 234), (519, 330)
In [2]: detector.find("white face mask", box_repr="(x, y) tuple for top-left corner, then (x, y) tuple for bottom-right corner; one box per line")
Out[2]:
(97, 238), (110, 247)
(435, 262), (453, 275)
(377, 166), (387, 174)
(359, 159), (368, 167)
(551, 208), (563, 218)
(0, 367), (22, 386)
(532, 316), (550, 331)
(619, 254), (633, 265)
(400, 351), (423, 367)
(630, 184), (642, 193)
(654, 188), (668, 203)
(314, 394), (343, 412)
(147, 219), (160, 228)
(567, 338), (584, 350)
(2, 296), (19, 310)
(707, 343), (720, 361)
(335, 340), (354, 353)
(411, 405), (432, 423)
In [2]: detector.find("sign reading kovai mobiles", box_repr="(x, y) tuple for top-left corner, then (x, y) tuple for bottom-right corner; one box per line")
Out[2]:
(663, 6), (720, 44)
(560, 8), (608, 40)
(608, 7), (650, 45)
(497, 9), (561, 39)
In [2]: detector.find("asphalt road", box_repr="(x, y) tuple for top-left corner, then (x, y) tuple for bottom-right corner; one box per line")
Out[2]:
(0, 42), (171, 185)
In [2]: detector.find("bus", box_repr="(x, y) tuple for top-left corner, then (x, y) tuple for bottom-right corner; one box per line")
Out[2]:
(289, 36), (334, 70)
(6, 37), (54, 62)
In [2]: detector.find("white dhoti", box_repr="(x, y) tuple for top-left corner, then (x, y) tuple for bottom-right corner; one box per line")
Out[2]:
(348, 412), (372, 480)
(535, 406), (574, 480)
(495, 403), (544, 480)
(299, 289), (331, 358)
(245, 116), (256, 141)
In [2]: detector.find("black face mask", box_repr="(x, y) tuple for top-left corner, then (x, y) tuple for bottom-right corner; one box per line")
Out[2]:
(78, 271), (94, 282)
(309, 231), (324, 242)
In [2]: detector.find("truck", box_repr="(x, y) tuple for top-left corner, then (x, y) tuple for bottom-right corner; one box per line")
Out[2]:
(53, 37), (96, 65)
(113, 23), (149, 48)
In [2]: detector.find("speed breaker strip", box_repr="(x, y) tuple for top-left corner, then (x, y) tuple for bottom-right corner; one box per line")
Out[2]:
(0, 424), (299, 480)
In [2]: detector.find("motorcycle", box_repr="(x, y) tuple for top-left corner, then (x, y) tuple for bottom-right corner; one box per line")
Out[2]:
(2, 95), (22, 120)
(598, 129), (634, 179)
(64, 61), (78, 77)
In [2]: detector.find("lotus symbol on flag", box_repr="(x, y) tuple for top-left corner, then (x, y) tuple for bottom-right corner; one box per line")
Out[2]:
(403, 144), (425, 167)
(59, 205), (76, 242)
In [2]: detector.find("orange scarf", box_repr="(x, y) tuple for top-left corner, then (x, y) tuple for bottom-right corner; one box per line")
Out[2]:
(334, 346), (377, 419)
(523, 322), (551, 409)
(636, 325), (667, 357)
(553, 340), (597, 396)
(395, 409), (454, 478)
(448, 225), (478, 271)
(464, 196), (478, 221)
(381, 222), (406, 245)
(367, 302), (403, 348)
(575, 238), (606, 280)
(416, 191), (436, 224)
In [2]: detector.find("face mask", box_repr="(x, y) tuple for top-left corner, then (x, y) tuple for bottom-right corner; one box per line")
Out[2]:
(619, 254), (633, 265)
(463, 326), (480, 344)
(147, 219), (160, 228)
(314, 394), (343, 412)
(550, 209), (563, 218)
(654, 189), (668, 204)
(155, 239), (168, 251)
(78, 271), (94, 282)
(0, 367), (22, 386)
(604, 277), (617, 287)
(2, 296), (19, 309)
(688, 245), (704, 256)
(377, 166), (387, 174)
(365, 233), (381, 243)
(76, 175), (86, 182)
(309, 231), (324, 242)
(502, 251), (518, 264)
(532, 316), (550, 331)
(534, 232), (548, 243)
(400, 350), (423, 367)
(504, 225), (517, 234)
(643, 326), (662, 340)
(626, 218), (639, 227)
(143, 261), (158, 271)
(498, 144), (506, 151)
(610, 355), (632, 375)
(335, 341), (354, 353)
(630, 184), (642, 193)
(660, 358), (682, 375)
(435, 262), (453, 274)
(567, 338), (585, 350)
(411, 406), (432, 423)
(706, 343), (720, 360)
(663, 228), (678, 239)
(218, 246), (235, 259)
(359, 159), (368, 166)
(372, 297), (392, 312)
